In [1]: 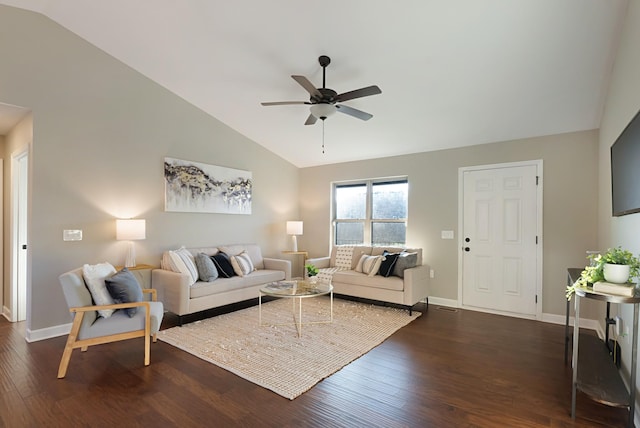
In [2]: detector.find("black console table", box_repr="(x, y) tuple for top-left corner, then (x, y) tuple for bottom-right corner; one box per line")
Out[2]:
(568, 268), (639, 427)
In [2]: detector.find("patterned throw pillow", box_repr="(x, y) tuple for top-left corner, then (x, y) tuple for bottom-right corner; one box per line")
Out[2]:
(335, 246), (355, 269)
(230, 251), (255, 277)
(82, 262), (117, 318)
(355, 254), (383, 277)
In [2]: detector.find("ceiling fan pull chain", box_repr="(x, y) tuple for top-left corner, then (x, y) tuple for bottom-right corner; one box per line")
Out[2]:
(322, 120), (325, 154)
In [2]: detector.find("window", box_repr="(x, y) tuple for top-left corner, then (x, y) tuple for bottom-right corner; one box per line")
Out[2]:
(333, 178), (408, 246)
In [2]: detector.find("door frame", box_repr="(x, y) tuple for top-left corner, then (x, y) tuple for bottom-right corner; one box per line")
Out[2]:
(10, 147), (29, 323)
(457, 160), (543, 320)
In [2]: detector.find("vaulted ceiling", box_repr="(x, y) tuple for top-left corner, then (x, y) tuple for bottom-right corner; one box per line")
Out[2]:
(0, 0), (628, 167)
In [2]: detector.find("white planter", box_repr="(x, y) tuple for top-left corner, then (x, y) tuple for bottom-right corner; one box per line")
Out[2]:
(603, 263), (631, 284)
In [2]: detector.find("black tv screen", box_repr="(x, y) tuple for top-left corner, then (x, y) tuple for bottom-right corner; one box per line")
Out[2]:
(612, 108), (640, 216)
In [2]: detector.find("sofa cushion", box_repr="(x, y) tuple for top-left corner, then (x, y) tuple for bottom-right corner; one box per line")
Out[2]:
(355, 254), (383, 276)
(189, 269), (285, 299)
(194, 253), (219, 282)
(230, 251), (255, 276)
(82, 262), (117, 318)
(105, 268), (144, 317)
(393, 252), (418, 278)
(317, 266), (348, 284)
(332, 270), (405, 292)
(219, 244), (265, 270)
(211, 252), (236, 278)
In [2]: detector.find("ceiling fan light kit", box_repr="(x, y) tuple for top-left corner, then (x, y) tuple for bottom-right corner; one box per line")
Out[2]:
(309, 103), (336, 120)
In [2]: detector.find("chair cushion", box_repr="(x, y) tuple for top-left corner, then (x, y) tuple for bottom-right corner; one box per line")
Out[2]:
(82, 262), (117, 318)
(77, 301), (164, 340)
(105, 268), (144, 317)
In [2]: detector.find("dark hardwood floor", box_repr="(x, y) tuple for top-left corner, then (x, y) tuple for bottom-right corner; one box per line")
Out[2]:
(0, 302), (630, 427)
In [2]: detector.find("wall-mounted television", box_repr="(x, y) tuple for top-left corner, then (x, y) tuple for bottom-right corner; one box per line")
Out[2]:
(611, 108), (640, 217)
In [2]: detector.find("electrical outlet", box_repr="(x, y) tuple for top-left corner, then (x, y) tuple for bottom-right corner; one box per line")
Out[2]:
(430, 269), (435, 278)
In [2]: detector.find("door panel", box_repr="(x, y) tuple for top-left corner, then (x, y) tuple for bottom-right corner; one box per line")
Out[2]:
(462, 164), (538, 316)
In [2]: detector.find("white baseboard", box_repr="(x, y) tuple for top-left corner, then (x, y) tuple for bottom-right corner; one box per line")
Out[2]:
(25, 322), (71, 343)
(427, 297), (458, 308)
(2, 305), (12, 322)
(427, 297), (603, 335)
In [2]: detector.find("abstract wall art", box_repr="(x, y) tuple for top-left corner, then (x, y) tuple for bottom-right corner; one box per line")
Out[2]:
(164, 157), (252, 214)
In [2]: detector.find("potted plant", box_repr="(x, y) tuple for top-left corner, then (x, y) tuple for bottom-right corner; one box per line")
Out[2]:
(566, 247), (640, 299)
(305, 263), (319, 278)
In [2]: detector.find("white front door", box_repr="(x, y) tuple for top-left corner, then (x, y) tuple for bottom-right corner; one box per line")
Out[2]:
(460, 162), (540, 318)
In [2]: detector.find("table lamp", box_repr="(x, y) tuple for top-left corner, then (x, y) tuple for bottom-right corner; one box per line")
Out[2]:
(286, 221), (303, 252)
(116, 219), (146, 267)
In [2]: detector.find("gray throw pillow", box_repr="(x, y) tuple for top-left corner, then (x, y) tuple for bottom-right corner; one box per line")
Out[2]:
(195, 252), (219, 282)
(393, 252), (418, 278)
(105, 268), (143, 317)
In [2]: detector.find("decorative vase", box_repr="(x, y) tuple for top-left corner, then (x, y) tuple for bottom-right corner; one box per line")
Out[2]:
(603, 263), (631, 284)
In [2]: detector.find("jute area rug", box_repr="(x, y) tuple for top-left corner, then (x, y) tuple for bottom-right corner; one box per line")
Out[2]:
(158, 296), (420, 399)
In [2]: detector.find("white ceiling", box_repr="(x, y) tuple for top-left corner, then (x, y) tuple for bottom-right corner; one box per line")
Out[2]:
(0, 0), (628, 167)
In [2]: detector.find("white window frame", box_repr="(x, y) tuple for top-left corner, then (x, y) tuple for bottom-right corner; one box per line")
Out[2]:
(332, 177), (408, 246)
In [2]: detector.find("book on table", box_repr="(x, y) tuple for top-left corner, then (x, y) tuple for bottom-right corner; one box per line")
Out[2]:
(593, 281), (637, 297)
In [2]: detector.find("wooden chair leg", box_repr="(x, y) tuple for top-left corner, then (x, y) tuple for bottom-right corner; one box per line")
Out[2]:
(144, 303), (151, 366)
(152, 333), (157, 343)
(58, 313), (84, 379)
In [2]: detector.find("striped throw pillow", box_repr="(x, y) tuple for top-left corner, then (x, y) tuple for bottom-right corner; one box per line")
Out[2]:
(230, 251), (255, 277)
(355, 254), (383, 277)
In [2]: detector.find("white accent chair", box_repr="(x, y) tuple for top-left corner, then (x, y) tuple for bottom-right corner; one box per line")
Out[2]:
(57, 268), (164, 379)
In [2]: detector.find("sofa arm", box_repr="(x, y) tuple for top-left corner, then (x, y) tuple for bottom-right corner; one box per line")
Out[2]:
(263, 258), (292, 280)
(151, 269), (191, 316)
(306, 256), (330, 269)
(403, 264), (431, 306)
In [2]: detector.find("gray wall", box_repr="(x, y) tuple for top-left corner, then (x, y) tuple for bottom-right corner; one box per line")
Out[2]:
(300, 130), (601, 318)
(0, 6), (299, 332)
(597, 0), (640, 401)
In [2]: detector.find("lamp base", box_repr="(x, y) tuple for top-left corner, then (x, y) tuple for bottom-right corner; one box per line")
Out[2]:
(291, 235), (298, 252)
(124, 241), (136, 268)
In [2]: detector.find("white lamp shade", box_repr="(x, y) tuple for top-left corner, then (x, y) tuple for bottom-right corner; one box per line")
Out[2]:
(286, 221), (303, 236)
(116, 219), (146, 240)
(309, 103), (336, 119)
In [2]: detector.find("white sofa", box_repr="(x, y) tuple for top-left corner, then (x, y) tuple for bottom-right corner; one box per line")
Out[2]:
(306, 246), (430, 314)
(152, 244), (291, 324)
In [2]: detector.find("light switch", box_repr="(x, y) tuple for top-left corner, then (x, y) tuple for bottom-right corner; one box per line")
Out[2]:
(441, 230), (454, 239)
(63, 229), (82, 241)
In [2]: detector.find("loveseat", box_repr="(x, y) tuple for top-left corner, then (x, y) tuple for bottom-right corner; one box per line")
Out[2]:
(306, 246), (430, 313)
(152, 244), (291, 324)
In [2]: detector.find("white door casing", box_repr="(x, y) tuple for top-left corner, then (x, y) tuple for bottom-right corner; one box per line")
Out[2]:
(458, 161), (542, 319)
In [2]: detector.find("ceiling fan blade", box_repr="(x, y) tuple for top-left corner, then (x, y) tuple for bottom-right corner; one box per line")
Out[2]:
(261, 101), (310, 106)
(335, 104), (373, 121)
(335, 85), (382, 103)
(304, 113), (318, 125)
(292, 75), (322, 99)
